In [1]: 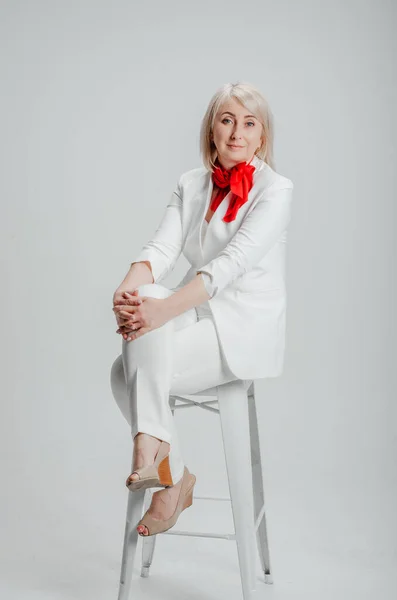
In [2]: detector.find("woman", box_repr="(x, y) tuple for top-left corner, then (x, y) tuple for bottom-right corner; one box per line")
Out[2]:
(110, 81), (294, 537)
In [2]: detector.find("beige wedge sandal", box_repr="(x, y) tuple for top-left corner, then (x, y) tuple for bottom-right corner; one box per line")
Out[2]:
(136, 466), (196, 536)
(125, 440), (173, 492)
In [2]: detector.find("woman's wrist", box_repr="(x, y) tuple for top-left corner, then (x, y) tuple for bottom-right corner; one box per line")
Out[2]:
(116, 261), (154, 294)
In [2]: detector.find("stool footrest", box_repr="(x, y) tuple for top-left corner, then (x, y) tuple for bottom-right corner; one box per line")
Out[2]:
(194, 495), (231, 501)
(255, 502), (266, 531)
(162, 530), (236, 540)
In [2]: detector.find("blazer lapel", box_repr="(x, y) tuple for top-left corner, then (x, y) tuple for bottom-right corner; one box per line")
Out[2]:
(198, 172), (212, 258)
(198, 154), (264, 259)
(199, 173), (232, 258)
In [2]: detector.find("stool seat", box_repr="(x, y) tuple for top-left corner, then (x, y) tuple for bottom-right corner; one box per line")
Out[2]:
(117, 379), (272, 600)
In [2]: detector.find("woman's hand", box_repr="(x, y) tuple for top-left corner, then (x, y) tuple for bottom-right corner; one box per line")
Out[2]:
(113, 291), (171, 341)
(113, 288), (142, 307)
(113, 290), (142, 340)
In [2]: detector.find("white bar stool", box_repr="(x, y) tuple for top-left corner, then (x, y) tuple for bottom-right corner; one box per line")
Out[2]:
(117, 379), (273, 600)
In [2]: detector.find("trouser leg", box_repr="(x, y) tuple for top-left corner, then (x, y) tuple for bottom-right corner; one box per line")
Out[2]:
(111, 283), (198, 484)
(110, 283), (251, 485)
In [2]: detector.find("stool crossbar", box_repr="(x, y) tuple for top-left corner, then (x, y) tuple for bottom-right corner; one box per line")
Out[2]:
(117, 379), (273, 600)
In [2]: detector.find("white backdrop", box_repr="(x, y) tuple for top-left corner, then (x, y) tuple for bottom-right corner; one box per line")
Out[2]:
(1, 1), (396, 599)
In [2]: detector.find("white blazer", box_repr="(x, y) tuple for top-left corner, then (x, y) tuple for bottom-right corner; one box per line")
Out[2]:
(131, 154), (294, 380)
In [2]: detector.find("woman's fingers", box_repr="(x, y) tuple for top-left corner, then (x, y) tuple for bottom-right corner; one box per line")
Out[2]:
(113, 305), (140, 316)
(119, 310), (135, 317)
(117, 319), (141, 333)
(125, 327), (149, 341)
(117, 324), (141, 339)
(118, 311), (139, 324)
(117, 327), (135, 338)
(113, 303), (139, 314)
(124, 320), (141, 330)
(116, 317), (129, 328)
(115, 314), (137, 329)
(113, 295), (142, 307)
(113, 307), (138, 327)
(120, 293), (142, 306)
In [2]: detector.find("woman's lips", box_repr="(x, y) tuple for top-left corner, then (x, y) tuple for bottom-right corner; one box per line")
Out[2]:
(228, 144), (244, 149)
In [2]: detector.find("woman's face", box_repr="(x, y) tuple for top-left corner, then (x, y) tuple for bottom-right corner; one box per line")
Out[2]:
(211, 98), (263, 170)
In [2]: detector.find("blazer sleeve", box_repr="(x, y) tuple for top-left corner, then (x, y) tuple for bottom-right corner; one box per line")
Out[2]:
(130, 179), (183, 283)
(197, 181), (294, 298)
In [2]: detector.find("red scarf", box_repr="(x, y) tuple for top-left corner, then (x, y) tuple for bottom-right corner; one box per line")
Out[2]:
(211, 157), (256, 222)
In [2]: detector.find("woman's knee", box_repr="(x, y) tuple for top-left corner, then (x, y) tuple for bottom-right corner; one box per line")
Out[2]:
(110, 354), (125, 398)
(136, 283), (173, 300)
(110, 354), (131, 424)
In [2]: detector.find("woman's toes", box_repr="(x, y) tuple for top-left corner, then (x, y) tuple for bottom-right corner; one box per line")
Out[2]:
(126, 472), (141, 487)
(137, 525), (148, 535)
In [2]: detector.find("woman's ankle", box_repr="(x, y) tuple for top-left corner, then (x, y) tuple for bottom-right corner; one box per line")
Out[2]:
(135, 432), (162, 443)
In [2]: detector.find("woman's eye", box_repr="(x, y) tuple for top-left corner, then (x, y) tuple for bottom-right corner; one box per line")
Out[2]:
(221, 118), (255, 126)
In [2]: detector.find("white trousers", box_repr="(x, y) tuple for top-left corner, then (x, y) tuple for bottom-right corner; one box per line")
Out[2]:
(110, 283), (250, 484)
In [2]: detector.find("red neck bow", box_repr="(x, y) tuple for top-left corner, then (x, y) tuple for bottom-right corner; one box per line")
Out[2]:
(210, 157), (256, 222)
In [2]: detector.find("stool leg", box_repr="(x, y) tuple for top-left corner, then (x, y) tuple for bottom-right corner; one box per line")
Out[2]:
(140, 398), (177, 578)
(248, 385), (273, 584)
(140, 489), (157, 577)
(217, 381), (257, 599)
(117, 489), (145, 600)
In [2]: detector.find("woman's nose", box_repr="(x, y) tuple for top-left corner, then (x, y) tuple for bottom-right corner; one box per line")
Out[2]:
(231, 127), (244, 139)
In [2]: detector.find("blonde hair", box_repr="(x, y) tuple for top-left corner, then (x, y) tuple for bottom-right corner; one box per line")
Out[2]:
(199, 81), (275, 172)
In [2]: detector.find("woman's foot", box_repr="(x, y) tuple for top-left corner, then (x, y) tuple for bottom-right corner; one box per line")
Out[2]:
(126, 432), (170, 486)
(137, 470), (196, 536)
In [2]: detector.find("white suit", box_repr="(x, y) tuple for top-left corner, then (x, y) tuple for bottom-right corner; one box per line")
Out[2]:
(131, 154), (294, 379)
(111, 155), (294, 483)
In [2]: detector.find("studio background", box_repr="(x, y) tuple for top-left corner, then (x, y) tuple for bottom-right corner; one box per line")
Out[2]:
(0, 1), (396, 599)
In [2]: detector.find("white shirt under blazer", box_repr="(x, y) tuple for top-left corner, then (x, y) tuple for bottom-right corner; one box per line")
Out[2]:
(131, 154), (294, 380)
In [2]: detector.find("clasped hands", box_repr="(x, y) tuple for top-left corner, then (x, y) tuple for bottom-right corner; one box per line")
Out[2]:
(113, 289), (171, 341)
